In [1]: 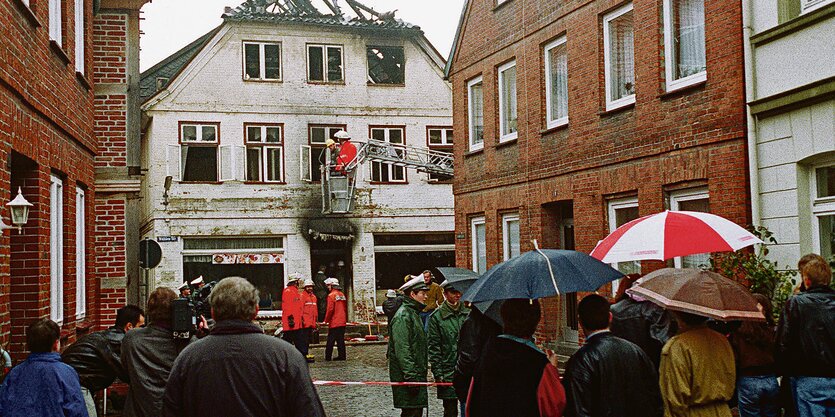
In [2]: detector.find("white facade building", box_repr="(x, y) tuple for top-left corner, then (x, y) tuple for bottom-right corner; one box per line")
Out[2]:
(139, 0), (454, 319)
(746, 0), (835, 268)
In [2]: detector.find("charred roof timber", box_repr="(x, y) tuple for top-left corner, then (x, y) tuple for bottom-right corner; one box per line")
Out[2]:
(223, 0), (418, 32)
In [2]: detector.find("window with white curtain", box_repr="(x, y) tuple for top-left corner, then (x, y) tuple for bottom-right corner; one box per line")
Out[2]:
(75, 187), (86, 318)
(49, 0), (62, 46)
(471, 217), (487, 273)
(498, 60), (518, 142)
(663, 0), (706, 90)
(502, 214), (521, 261)
(670, 188), (710, 268)
(74, 0), (84, 73)
(51, 175), (64, 323)
(544, 37), (568, 128)
(603, 4), (635, 110)
(468, 76), (484, 151)
(813, 165), (835, 260)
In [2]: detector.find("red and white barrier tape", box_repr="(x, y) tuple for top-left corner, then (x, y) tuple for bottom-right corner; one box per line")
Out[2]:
(313, 380), (453, 387)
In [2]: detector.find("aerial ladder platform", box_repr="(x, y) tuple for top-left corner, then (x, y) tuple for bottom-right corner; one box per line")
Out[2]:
(321, 139), (454, 214)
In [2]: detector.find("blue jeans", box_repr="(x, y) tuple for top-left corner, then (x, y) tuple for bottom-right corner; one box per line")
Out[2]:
(419, 311), (431, 329)
(791, 376), (835, 417)
(737, 375), (779, 417)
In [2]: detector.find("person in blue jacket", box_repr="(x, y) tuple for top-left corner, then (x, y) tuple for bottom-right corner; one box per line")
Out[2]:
(0, 318), (88, 417)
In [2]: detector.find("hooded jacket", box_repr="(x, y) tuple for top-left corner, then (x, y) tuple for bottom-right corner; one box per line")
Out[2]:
(62, 326), (128, 391)
(427, 301), (470, 399)
(388, 296), (428, 409)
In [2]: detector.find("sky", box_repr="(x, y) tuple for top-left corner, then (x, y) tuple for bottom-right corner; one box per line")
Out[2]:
(139, 0), (467, 72)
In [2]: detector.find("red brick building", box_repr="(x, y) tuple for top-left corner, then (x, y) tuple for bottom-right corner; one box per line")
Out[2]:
(446, 0), (750, 346)
(0, 0), (146, 360)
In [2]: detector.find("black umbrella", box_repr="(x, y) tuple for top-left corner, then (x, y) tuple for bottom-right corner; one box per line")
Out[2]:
(435, 267), (503, 326)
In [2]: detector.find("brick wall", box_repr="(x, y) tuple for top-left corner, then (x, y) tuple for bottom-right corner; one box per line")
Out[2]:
(92, 13), (127, 85)
(94, 94), (128, 168)
(449, 0), (749, 344)
(95, 197), (127, 327)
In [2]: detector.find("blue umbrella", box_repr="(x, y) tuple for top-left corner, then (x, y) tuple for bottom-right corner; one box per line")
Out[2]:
(462, 248), (624, 303)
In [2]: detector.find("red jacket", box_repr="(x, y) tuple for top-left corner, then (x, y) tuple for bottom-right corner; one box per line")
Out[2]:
(325, 289), (347, 329)
(301, 291), (318, 329)
(335, 140), (357, 173)
(281, 286), (302, 331)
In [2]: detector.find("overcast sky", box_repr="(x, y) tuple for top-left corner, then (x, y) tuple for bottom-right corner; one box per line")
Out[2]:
(139, 0), (466, 72)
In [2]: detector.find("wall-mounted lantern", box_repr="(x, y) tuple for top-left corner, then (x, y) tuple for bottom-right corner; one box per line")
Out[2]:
(6, 187), (32, 233)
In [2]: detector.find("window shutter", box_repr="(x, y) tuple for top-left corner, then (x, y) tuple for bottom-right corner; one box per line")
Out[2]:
(219, 145), (233, 181)
(233, 145), (246, 181)
(167, 144), (181, 181)
(300, 145), (312, 182)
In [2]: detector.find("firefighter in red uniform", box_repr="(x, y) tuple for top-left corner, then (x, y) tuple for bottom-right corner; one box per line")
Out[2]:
(281, 274), (304, 354)
(300, 279), (318, 363)
(324, 278), (348, 361)
(333, 130), (357, 175)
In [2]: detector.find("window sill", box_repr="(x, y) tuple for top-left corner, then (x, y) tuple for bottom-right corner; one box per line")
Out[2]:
(367, 82), (406, 88)
(429, 180), (453, 184)
(307, 80), (346, 86)
(495, 138), (518, 149)
(661, 78), (706, 99)
(13, 0), (40, 27)
(242, 78), (283, 83)
(243, 181), (286, 185)
(179, 181), (222, 184)
(49, 40), (70, 65)
(464, 148), (484, 157)
(751, 1), (835, 46)
(598, 102), (635, 117)
(541, 121), (569, 135)
(76, 71), (91, 91)
(369, 181), (409, 185)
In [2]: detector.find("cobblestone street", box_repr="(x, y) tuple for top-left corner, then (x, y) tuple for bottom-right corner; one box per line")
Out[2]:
(309, 343), (445, 417)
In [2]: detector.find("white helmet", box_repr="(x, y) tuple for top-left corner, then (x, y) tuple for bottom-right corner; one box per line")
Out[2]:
(334, 130), (350, 140)
(303, 279), (315, 287)
(324, 278), (340, 286)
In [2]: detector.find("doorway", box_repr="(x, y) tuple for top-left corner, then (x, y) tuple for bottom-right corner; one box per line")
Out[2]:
(543, 201), (579, 344)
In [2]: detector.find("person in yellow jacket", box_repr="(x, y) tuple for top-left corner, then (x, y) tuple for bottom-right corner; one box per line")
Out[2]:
(418, 270), (444, 328)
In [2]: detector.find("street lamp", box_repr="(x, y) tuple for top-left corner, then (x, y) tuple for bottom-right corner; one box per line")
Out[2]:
(6, 187), (32, 233)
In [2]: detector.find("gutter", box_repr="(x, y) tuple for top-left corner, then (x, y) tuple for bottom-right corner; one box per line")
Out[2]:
(742, 0), (761, 227)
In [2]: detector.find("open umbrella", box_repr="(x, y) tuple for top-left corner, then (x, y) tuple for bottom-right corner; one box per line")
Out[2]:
(590, 210), (762, 263)
(462, 248), (623, 303)
(626, 268), (765, 321)
(435, 267), (503, 325)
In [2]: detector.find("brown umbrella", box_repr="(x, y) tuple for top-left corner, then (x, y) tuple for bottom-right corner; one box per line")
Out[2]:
(626, 268), (766, 322)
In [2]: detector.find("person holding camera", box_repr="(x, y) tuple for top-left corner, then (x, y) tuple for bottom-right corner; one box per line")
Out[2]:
(162, 277), (325, 417)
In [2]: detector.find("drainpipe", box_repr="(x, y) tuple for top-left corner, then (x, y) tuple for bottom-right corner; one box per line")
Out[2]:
(742, 0), (761, 227)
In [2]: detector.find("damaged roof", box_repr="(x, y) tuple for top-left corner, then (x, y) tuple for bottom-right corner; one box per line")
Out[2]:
(223, 0), (421, 32)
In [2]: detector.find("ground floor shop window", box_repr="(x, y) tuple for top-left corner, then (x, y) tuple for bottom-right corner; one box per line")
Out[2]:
(183, 257), (284, 310)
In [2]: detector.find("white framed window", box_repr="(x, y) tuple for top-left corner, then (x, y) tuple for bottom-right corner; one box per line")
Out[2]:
(663, 0), (706, 91)
(502, 213), (521, 261)
(427, 127), (453, 182)
(243, 42), (281, 81)
(603, 4), (635, 111)
(369, 126), (406, 183)
(74, 0), (84, 73)
(498, 60), (518, 142)
(49, 0), (62, 46)
(307, 44), (343, 83)
(467, 76), (484, 152)
(812, 164), (835, 260)
(608, 197), (640, 296)
(544, 37), (569, 128)
(802, 0), (834, 14)
(471, 217), (487, 273)
(670, 188), (710, 268)
(50, 175), (64, 324)
(302, 125), (345, 182)
(75, 187), (86, 319)
(245, 124), (284, 183)
(179, 122), (219, 182)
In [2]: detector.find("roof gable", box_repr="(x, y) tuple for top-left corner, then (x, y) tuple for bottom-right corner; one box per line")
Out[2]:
(140, 26), (222, 103)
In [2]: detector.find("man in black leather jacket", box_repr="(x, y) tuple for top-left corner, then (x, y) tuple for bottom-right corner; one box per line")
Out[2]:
(775, 254), (835, 417)
(452, 305), (501, 405)
(62, 305), (145, 416)
(610, 293), (677, 369)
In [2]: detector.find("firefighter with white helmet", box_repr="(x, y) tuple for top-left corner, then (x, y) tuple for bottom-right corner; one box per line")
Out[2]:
(300, 279), (318, 363)
(334, 130), (356, 174)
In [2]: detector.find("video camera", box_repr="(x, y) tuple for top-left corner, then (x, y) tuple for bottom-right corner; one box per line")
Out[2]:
(172, 280), (216, 339)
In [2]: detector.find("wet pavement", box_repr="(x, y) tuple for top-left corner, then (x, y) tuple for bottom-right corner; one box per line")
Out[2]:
(309, 343), (446, 417)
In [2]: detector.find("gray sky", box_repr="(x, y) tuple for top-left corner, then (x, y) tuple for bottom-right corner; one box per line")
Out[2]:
(139, 0), (466, 72)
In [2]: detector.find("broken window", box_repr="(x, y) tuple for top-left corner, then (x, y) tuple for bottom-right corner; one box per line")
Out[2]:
(308, 44), (343, 83)
(367, 46), (405, 85)
(370, 126), (406, 183)
(180, 123), (219, 182)
(243, 42), (281, 81)
(245, 124), (284, 182)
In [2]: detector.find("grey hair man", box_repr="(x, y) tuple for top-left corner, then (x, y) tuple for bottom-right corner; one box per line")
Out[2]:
(162, 277), (325, 417)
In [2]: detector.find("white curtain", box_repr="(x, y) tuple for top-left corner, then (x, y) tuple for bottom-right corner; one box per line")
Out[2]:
(470, 83), (484, 143)
(609, 11), (635, 100)
(675, 0), (706, 78)
(549, 44), (568, 120)
(502, 66), (518, 135)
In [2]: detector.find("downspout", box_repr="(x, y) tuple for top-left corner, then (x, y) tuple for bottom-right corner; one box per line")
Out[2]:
(742, 0), (761, 227)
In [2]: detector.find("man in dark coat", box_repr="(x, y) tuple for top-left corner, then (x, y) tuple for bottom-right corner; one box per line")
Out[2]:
(563, 294), (662, 417)
(383, 289), (403, 325)
(775, 254), (835, 417)
(389, 277), (430, 417)
(452, 303), (501, 405)
(314, 265), (328, 321)
(468, 299), (566, 417)
(63, 305), (145, 416)
(610, 289), (676, 369)
(163, 277), (325, 417)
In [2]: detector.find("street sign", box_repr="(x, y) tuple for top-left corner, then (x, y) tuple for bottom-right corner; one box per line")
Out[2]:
(139, 238), (162, 269)
(157, 236), (178, 242)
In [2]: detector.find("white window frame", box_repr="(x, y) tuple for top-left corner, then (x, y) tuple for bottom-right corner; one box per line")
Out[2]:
(245, 125), (284, 183)
(802, 0), (834, 14)
(50, 175), (64, 324)
(75, 187), (86, 319)
(663, 0), (707, 91)
(471, 217), (487, 274)
(608, 197), (640, 296)
(502, 213), (521, 261)
(49, 0), (62, 47)
(74, 0), (84, 73)
(307, 44), (344, 83)
(242, 41), (282, 81)
(811, 163), (835, 258)
(181, 123), (219, 143)
(427, 127), (454, 146)
(670, 188), (710, 268)
(369, 127), (407, 183)
(603, 3), (636, 111)
(467, 76), (484, 152)
(497, 60), (518, 143)
(179, 123), (220, 182)
(544, 36), (569, 129)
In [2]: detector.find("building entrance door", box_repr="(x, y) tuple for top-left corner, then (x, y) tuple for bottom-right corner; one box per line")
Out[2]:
(559, 216), (579, 344)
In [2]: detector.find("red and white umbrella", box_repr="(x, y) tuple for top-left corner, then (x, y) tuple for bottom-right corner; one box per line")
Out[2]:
(591, 211), (762, 264)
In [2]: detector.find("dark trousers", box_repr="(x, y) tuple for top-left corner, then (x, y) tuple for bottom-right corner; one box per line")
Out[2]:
(400, 408), (424, 417)
(443, 399), (458, 417)
(297, 327), (312, 356)
(325, 326), (346, 360)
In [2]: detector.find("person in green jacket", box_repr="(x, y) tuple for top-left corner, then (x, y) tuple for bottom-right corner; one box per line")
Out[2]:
(389, 276), (430, 417)
(427, 281), (470, 417)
